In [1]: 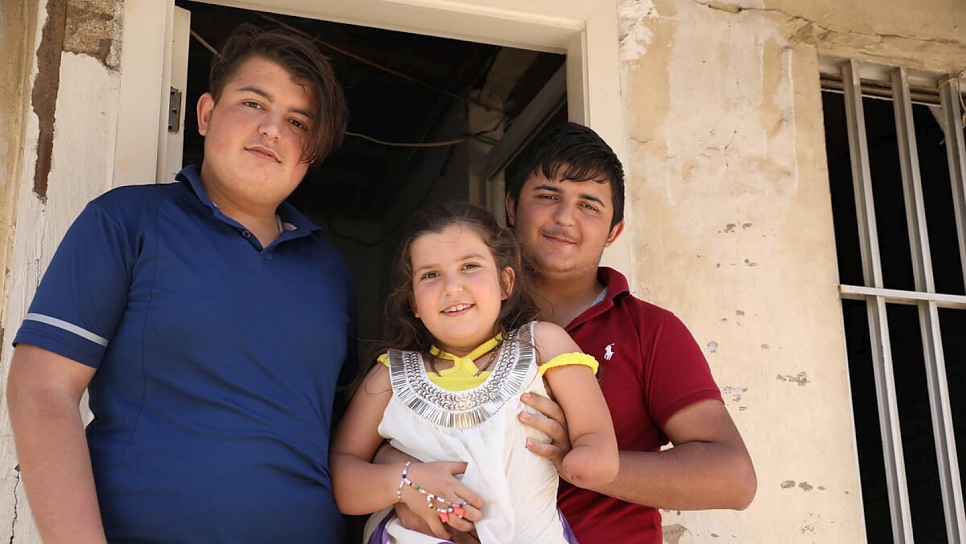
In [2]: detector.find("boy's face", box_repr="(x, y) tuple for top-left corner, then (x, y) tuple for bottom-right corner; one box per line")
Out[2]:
(197, 56), (317, 211)
(506, 169), (624, 282)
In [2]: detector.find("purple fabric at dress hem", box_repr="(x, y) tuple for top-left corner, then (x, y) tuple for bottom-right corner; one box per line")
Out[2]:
(366, 508), (579, 543)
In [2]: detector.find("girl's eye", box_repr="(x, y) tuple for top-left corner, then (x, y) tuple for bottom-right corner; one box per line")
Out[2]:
(463, 263), (481, 270)
(420, 272), (438, 280)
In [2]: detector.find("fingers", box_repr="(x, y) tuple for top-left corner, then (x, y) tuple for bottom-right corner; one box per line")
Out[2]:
(521, 392), (565, 422)
(518, 410), (569, 447)
(443, 513), (476, 533)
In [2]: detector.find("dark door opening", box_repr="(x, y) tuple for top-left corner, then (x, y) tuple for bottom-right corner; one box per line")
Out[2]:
(176, 0), (567, 349)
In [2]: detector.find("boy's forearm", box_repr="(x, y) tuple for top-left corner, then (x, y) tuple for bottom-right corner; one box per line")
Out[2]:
(592, 443), (757, 510)
(9, 392), (107, 543)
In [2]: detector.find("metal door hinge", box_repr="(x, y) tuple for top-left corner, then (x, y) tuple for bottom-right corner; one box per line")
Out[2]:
(168, 87), (183, 133)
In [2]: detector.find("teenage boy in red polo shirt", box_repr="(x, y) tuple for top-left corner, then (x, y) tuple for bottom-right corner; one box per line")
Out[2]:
(506, 122), (756, 543)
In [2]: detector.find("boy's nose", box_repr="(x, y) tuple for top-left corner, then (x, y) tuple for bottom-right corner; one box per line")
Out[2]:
(259, 116), (282, 140)
(552, 204), (576, 225)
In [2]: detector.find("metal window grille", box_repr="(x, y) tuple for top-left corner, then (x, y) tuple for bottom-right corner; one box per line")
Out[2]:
(821, 58), (966, 544)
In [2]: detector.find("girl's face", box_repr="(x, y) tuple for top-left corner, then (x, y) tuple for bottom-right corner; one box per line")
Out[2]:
(409, 223), (514, 356)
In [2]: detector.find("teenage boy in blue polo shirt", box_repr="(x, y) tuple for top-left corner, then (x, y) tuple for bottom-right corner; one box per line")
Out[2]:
(7, 24), (354, 543)
(507, 123), (757, 543)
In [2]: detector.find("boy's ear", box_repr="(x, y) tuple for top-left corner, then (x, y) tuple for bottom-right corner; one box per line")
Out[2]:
(604, 220), (625, 247)
(197, 92), (215, 136)
(500, 266), (515, 301)
(504, 193), (517, 228)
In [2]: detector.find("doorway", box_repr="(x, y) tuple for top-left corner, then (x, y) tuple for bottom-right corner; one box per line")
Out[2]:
(175, 0), (568, 350)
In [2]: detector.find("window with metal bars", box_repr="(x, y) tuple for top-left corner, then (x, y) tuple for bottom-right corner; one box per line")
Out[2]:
(821, 58), (966, 544)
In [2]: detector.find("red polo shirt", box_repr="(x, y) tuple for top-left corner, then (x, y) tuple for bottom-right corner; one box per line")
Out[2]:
(558, 267), (722, 544)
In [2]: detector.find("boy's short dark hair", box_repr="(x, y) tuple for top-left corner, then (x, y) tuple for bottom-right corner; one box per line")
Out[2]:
(209, 23), (348, 165)
(505, 122), (625, 227)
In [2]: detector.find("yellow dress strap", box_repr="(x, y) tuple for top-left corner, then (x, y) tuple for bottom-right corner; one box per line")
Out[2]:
(538, 352), (599, 376)
(378, 351), (492, 391)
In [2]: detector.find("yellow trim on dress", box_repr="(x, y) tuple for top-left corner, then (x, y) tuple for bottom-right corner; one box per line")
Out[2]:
(379, 336), (597, 388)
(378, 334), (503, 391)
(537, 352), (599, 376)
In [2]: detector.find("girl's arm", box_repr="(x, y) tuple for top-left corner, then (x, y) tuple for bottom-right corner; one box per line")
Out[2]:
(330, 364), (484, 535)
(533, 322), (619, 489)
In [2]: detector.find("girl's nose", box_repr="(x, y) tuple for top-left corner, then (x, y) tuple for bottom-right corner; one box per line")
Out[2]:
(444, 277), (464, 295)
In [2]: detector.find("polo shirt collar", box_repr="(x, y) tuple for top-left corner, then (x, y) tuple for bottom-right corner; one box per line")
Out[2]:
(566, 267), (630, 332)
(176, 165), (322, 235)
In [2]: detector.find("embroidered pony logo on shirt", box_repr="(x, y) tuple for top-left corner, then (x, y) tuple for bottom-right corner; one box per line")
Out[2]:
(604, 343), (615, 361)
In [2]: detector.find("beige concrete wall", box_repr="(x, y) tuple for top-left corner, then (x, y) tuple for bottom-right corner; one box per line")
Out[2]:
(0, 2), (41, 541)
(616, 0), (965, 542)
(0, 1), (124, 542)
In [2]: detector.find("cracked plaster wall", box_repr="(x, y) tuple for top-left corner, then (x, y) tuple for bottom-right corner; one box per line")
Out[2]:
(1, 1), (123, 543)
(617, 0), (964, 542)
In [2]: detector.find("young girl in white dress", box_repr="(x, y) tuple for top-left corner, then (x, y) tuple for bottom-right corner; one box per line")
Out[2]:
(330, 201), (618, 544)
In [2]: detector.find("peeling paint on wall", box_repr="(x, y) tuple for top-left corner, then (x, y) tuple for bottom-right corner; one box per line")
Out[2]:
(31, 0), (69, 200)
(777, 371), (810, 386)
(64, 0), (122, 70)
(30, 0), (122, 201)
(662, 523), (691, 544)
(619, 0), (657, 62)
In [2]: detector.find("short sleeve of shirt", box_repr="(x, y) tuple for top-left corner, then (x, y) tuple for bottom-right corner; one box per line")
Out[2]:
(645, 312), (722, 427)
(14, 201), (134, 368)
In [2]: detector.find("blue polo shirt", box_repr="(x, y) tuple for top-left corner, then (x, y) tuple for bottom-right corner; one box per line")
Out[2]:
(15, 165), (353, 543)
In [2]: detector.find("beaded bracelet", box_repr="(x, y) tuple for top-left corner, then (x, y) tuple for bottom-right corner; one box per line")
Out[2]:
(396, 461), (411, 503)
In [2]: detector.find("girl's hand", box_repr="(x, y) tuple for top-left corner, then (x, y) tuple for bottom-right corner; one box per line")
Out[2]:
(399, 461), (483, 539)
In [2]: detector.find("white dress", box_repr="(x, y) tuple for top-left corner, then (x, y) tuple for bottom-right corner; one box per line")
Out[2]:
(363, 322), (573, 544)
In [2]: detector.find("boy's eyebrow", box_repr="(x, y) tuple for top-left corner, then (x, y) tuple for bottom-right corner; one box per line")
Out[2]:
(236, 85), (316, 119)
(529, 182), (608, 208)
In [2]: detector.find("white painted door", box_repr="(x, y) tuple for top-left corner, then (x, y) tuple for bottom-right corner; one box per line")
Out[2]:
(158, 6), (191, 183)
(113, 2), (190, 187)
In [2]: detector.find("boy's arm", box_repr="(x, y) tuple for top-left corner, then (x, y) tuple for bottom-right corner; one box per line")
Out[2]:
(521, 394), (757, 510)
(6, 344), (107, 544)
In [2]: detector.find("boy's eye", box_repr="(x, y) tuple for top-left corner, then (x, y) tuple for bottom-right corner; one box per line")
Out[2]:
(581, 202), (600, 212)
(242, 100), (261, 109)
(290, 119), (308, 131)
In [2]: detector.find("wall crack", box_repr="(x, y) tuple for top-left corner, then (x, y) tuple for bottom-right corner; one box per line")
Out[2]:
(9, 465), (20, 544)
(691, 0), (962, 49)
